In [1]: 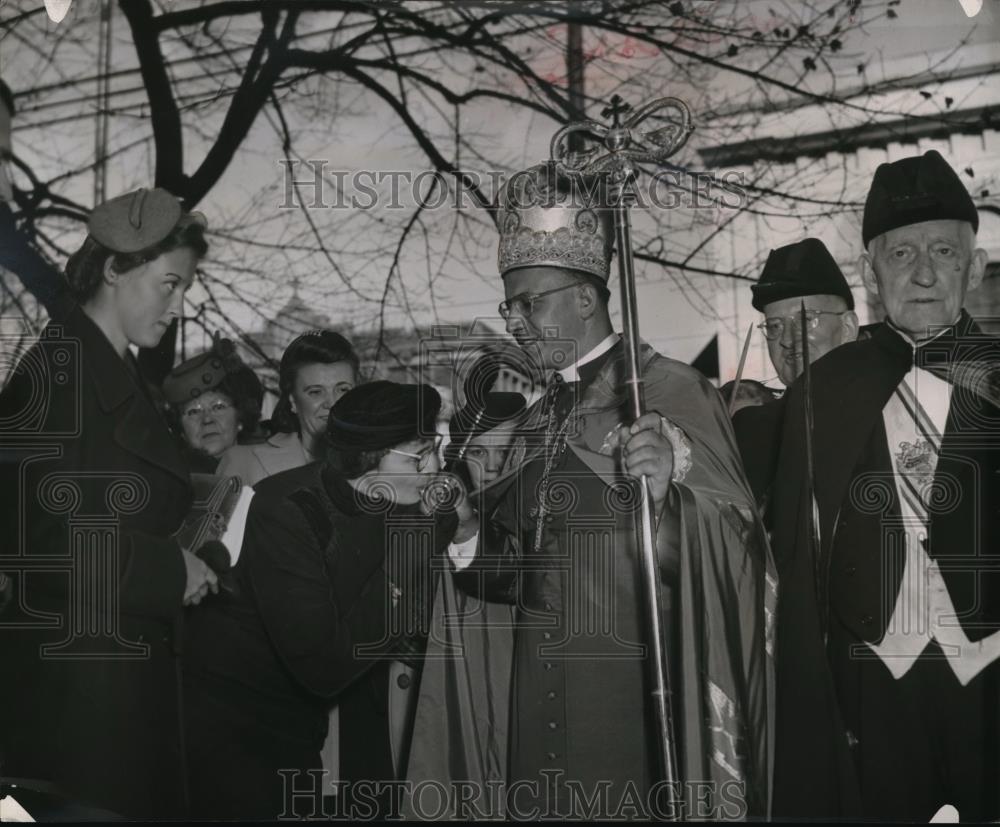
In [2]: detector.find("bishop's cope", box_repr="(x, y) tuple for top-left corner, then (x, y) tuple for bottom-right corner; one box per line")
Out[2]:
(770, 150), (1000, 821)
(428, 162), (775, 820)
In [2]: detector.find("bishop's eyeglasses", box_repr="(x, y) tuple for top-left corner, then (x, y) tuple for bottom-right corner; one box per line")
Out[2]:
(498, 282), (582, 320)
(758, 310), (846, 341)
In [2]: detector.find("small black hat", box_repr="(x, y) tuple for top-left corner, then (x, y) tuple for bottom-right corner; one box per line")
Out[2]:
(449, 391), (527, 444)
(750, 238), (853, 312)
(327, 381), (441, 451)
(862, 150), (978, 248)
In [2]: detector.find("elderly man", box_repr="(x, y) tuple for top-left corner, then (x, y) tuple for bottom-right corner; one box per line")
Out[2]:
(734, 238), (858, 506)
(752, 238), (858, 388)
(770, 150), (999, 820)
(427, 162), (774, 820)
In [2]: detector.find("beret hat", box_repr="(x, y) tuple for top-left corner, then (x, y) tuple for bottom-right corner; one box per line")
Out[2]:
(88, 187), (207, 254)
(327, 381), (441, 452)
(751, 238), (854, 312)
(862, 150), (978, 248)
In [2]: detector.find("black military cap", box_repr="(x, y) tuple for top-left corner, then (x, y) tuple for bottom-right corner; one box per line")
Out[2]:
(750, 238), (853, 312)
(862, 150), (978, 248)
(327, 381), (441, 451)
(88, 187), (206, 253)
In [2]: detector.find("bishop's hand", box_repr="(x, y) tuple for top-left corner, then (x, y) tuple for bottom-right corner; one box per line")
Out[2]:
(620, 412), (674, 508)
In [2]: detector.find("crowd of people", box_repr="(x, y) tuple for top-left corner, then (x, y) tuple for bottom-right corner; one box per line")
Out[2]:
(0, 115), (997, 822)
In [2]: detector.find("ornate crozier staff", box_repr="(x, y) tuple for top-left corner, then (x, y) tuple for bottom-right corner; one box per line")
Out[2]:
(549, 94), (694, 803)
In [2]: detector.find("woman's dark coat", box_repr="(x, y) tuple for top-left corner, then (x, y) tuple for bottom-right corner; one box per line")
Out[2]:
(0, 303), (192, 817)
(182, 462), (452, 819)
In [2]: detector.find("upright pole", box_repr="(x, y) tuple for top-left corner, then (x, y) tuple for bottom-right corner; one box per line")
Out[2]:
(612, 180), (679, 809)
(549, 95), (693, 814)
(94, 0), (113, 205)
(565, 13), (586, 154)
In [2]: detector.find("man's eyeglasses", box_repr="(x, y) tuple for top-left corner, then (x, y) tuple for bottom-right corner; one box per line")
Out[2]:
(758, 310), (846, 341)
(182, 400), (234, 420)
(498, 282), (582, 320)
(389, 438), (441, 469)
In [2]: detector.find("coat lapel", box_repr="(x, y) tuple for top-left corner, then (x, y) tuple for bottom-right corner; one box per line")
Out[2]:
(69, 305), (191, 486)
(811, 325), (911, 550)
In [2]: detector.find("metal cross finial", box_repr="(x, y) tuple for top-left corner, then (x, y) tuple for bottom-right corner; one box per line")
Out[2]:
(601, 95), (631, 126)
(550, 95), (694, 185)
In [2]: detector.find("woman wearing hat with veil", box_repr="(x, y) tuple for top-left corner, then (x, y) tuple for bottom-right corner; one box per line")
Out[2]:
(0, 188), (218, 819)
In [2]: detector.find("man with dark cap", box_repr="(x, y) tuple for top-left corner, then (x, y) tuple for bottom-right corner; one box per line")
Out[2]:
(770, 149), (999, 821)
(409, 162), (774, 820)
(751, 237), (859, 388)
(733, 238), (859, 506)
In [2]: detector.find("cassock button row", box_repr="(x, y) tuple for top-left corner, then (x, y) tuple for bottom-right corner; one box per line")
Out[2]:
(397, 673), (411, 689)
(547, 690), (557, 700)
(548, 721), (558, 730)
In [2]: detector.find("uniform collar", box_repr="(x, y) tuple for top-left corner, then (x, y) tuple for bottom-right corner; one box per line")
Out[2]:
(885, 312), (964, 351)
(557, 332), (619, 383)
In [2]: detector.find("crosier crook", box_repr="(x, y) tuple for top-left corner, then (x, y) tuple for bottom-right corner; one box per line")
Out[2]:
(548, 94), (694, 814)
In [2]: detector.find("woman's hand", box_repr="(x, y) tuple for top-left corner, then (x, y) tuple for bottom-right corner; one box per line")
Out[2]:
(181, 547), (219, 606)
(424, 472), (481, 544)
(421, 471), (477, 522)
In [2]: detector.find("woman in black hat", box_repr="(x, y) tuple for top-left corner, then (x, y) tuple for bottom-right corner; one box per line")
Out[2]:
(218, 329), (358, 486)
(0, 188), (219, 819)
(447, 391), (527, 494)
(162, 337), (264, 473)
(443, 348), (527, 495)
(183, 381), (466, 820)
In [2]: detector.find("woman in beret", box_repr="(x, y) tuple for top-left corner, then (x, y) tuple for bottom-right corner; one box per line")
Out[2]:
(182, 381), (467, 819)
(217, 328), (358, 486)
(0, 187), (219, 819)
(162, 337), (264, 473)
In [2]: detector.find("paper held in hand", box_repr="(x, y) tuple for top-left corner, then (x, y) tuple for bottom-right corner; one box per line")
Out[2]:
(174, 473), (254, 566)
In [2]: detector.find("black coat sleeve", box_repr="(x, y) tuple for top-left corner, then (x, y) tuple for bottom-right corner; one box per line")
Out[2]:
(1, 344), (187, 622)
(245, 493), (435, 699)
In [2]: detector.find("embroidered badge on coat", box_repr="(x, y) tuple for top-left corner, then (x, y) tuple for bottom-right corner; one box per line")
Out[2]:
(894, 439), (935, 493)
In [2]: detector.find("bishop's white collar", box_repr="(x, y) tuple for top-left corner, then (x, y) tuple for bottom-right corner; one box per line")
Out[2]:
(557, 333), (619, 383)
